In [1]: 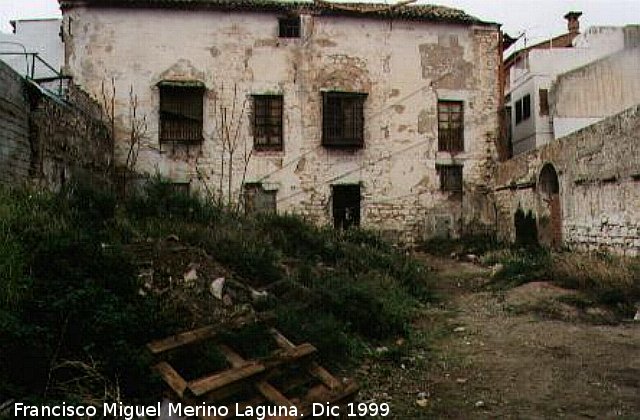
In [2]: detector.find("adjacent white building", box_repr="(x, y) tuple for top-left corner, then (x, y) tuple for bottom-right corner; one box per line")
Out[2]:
(503, 12), (640, 155)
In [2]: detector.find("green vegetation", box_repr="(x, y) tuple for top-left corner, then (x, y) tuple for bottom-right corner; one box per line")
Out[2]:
(481, 245), (639, 315)
(0, 180), (433, 404)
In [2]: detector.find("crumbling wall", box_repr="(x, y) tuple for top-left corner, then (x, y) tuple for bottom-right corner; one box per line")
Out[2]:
(63, 7), (500, 243)
(0, 59), (112, 190)
(0, 60), (31, 185)
(494, 105), (640, 255)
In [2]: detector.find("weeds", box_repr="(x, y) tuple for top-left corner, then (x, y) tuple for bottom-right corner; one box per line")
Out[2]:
(1, 179), (433, 403)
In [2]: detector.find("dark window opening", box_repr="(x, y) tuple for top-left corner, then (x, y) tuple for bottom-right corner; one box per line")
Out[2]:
(523, 94), (531, 120)
(253, 95), (283, 151)
(539, 89), (549, 116)
(437, 164), (463, 194)
(279, 17), (300, 38)
(332, 184), (360, 230)
(514, 93), (531, 125)
(159, 85), (204, 143)
(322, 92), (366, 148)
(514, 208), (538, 246)
(438, 100), (464, 152)
(244, 183), (277, 214)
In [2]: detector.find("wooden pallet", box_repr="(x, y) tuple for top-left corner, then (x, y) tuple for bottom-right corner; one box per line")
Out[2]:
(147, 326), (358, 419)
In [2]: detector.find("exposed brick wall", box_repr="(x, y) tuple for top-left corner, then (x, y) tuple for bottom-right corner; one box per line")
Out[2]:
(0, 60), (112, 190)
(494, 105), (640, 256)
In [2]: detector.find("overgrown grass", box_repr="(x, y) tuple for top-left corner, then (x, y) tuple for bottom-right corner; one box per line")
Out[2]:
(0, 179), (434, 403)
(480, 245), (639, 315)
(551, 252), (640, 312)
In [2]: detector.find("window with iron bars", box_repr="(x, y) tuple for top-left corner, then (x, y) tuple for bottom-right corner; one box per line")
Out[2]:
(278, 17), (301, 38)
(253, 95), (283, 151)
(322, 92), (367, 148)
(438, 100), (464, 153)
(437, 164), (463, 194)
(159, 85), (204, 143)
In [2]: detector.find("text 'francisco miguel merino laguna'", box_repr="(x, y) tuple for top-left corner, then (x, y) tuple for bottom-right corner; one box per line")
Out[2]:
(14, 402), (301, 419)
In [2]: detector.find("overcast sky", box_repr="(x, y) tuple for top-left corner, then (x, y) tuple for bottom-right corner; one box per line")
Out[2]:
(1, 0), (639, 48)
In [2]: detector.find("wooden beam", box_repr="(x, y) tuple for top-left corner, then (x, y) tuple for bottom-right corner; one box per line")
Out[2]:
(188, 362), (265, 396)
(255, 381), (293, 407)
(147, 326), (216, 354)
(153, 362), (187, 398)
(308, 362), (341, 390)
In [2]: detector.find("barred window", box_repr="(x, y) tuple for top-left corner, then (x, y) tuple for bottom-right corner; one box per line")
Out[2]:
(438, 100), (464, 153)
(278, 17), (300, 38)
(437, 164), (463, 193)
(244, 183), (277, 214)
(159, 84), (204, 143)
(322, 92), (366, 148)
(253, 95), (283, 151)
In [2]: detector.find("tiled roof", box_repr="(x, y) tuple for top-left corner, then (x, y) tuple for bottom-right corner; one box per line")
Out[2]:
(59, 0), (496, 25)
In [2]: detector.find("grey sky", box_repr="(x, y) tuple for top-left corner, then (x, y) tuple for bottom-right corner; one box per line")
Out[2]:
(1, 0), (639, 48)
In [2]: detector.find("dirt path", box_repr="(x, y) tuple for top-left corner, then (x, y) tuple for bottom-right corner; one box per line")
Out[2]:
(358, 254), (640, 419)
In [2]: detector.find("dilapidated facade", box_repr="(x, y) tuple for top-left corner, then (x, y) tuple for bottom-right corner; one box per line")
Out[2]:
(59, 0), (501, 242)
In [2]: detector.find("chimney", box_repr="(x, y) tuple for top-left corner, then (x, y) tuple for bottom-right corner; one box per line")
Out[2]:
(564, 11), (582, 34)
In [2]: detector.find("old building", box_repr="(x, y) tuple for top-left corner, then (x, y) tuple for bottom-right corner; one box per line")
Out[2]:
(502, 12), (640, 155)
(58, 0), (501, 242)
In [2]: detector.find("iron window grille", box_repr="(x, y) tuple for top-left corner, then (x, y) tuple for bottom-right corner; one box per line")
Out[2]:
(278, 17), (301, 38)
(253, 95), (284, 151)
(437, 100), (464, 152)
(322, 92), (367, 148)
(437, 164), (463, 193)
(159, 85), (204, 143)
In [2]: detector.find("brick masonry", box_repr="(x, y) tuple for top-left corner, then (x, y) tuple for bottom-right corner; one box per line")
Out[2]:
(494, 105), (640, 256)
(0, 60), (112, 190)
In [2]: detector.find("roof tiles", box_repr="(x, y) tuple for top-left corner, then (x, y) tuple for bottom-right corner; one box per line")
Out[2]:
(59, 0), (496, 25)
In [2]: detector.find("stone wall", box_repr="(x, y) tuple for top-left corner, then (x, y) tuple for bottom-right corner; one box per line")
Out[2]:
(0, 59), (112, 190)
(62, 6), (501, 243)
(494, 104), (640, 255)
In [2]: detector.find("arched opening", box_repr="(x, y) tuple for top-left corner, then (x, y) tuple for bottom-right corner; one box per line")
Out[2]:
(538, 163), (562, 248)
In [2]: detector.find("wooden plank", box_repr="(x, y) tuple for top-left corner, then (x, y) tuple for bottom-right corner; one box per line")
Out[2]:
(270, 328), (296, 350)
(255, 381), (293, 407)
(188, 362), (265, 396)
(147, 326), (216, 354)
(153, 362), (187, 398)
(307, 362), (341, 390)
(217, 344), (246, 367)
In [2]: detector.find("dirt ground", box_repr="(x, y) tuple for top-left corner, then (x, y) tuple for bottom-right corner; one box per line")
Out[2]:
(358, 253), (640, 419)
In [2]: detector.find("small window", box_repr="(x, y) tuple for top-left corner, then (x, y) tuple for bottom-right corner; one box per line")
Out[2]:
(322, 92), (367, 148)
(437, 100), (464, 152)
(279, 17), (300, 38)
(437, 164), (463, 193)
(332, 184), (361, 230)
(159, 84), (204, 143)
(253, 95), (283, 151)
(515, 94), (531, 125)
(539, 89), (549, 116)
(244, 183), (277, 214)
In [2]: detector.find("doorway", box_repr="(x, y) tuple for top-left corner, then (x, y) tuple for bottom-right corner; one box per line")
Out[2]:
(332, 184), (361, 230)
(538, 163), (561, 248)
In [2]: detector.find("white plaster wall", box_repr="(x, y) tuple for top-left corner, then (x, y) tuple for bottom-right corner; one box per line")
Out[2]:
(63, 6), (500, 241)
